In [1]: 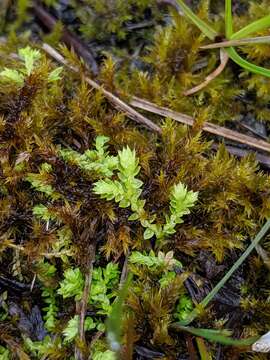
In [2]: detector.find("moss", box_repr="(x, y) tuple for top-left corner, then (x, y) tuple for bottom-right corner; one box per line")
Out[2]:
(1, 1), (270, 358)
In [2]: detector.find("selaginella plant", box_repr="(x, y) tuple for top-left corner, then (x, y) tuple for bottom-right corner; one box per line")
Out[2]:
(60, 135), (198, 244)
(0, 46), (62, 85)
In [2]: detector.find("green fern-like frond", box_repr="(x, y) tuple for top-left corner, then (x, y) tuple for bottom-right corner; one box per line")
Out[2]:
(19, 46), (41, 75)
(170, 182), (198, 220)
(26, 163), (60, 200)
(60, 136), (118, 177)
(0, 68), (24, 85)
(63, 315), (96, 342)
(57, 268), (84, 300)
(129, 250), (181, 270)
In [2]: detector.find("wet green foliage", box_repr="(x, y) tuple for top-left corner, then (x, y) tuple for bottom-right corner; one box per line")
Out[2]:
(1, 1), (270, 359)
(68, 0), (160, 42)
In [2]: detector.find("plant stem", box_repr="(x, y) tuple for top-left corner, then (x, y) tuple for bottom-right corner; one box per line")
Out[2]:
(176, 0), (217, 40)
(225, 0), (233, 38)
(200, 35), (270, 49)
(226, 47), (270, 77)
(180, 219), (270, 325)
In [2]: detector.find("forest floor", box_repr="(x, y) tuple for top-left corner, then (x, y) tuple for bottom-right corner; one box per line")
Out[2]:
(1, 1), (270, 359)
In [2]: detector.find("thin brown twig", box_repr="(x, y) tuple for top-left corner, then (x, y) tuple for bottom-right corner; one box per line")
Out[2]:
(200, 35), (270, 49)
(75, 221), (97, 360)
(41, 43), (161, 133)
(130, 96), (270, 153)
(34, 3), (159, 133)
(183, 49), (229, 96)
(119, 252), (130, 289)
(78, 250), (95, 345)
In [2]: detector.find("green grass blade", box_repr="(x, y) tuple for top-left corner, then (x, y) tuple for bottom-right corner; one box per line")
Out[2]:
(172, 325), (260, 346)
(106, 274), (132, 355)
(176, 0), (217, 40)
(196, 338), (212, 360)
(179, 219), (270, 325)
(231, 14), (270, 40)
(225, 0), (233, 38)
(226, 47), (270, 77)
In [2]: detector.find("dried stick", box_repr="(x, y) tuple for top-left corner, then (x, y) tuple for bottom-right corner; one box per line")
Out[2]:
(119, 252), (130, 288)
(41, 43), (161, 133)
(200, 35), (270, 49)
(75, 267), (94, 360)
(79, 247), (95, 344)
(74, 219), (98, 360)
(33, 3), (99, 75)
(183, 49), (229, 96)
(130, 96), (270, 153)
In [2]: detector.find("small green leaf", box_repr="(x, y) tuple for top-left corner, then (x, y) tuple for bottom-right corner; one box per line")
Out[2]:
(231, 14), (270, 40)
(19, 46), (41, 75)
(48, 67), (63, 82)
(0, 68), (24, 85)
(225, 0), (233, 38)
(172, 325), (259, 346)
(93, 179), (123, 202)
(175, 295), (193, 321)
(93, 350), (116, 360)
(118, 147), (140, 177)
(32, 204), (57, 222)
(226, 47), (270, 77)
(129, 251), (176, 269)
(0, 346), (10, 360)
(177, 0), (217, 40)
(63, 315), (79, 342)
(85, 317), (97, 331)
(159, 271), (176, 288)
(58, 268), (84, 300)
(95, 135), (110, 153)
(106, 274), (132, 353)
(128, 213), (139, 221)
(143, 228), (155, 240)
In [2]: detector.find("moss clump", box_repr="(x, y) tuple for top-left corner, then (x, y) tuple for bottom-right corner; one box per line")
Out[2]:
(1, 1), (270, 358)
(0, 43), (270, 358)
(69, 0), (160, 41)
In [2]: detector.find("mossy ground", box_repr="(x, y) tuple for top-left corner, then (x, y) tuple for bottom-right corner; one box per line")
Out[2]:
(1, 1), (270, 359)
